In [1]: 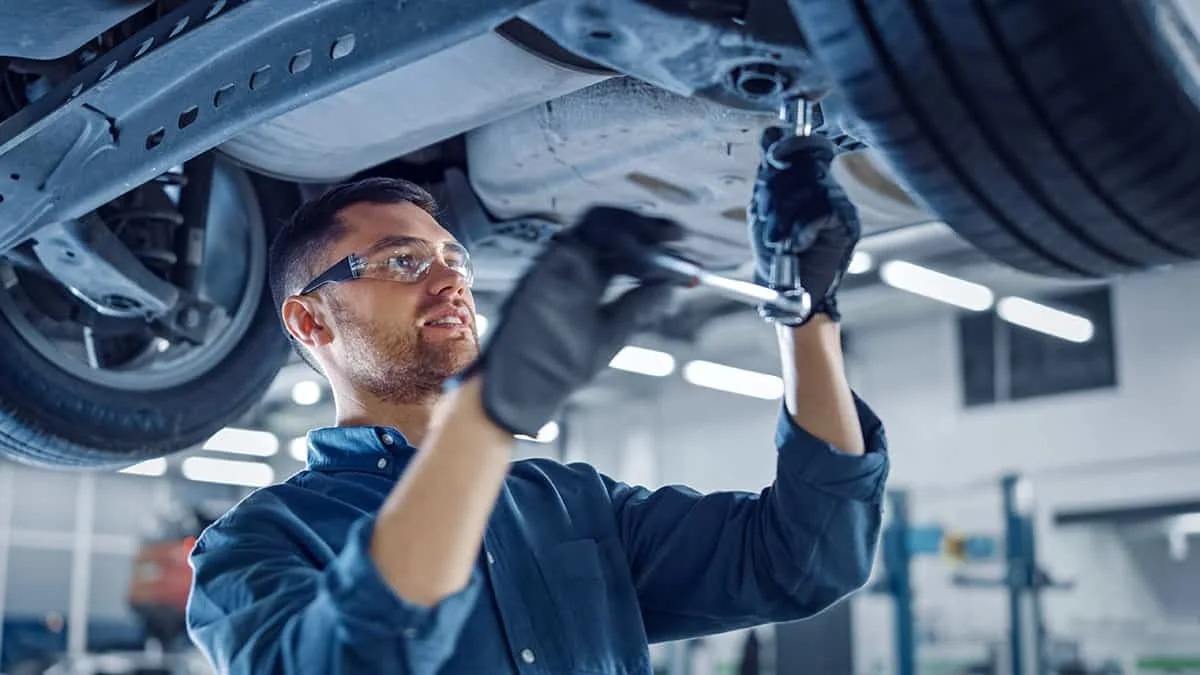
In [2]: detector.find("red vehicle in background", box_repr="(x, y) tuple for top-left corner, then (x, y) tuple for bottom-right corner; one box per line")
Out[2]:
(127, 506), (216, 651)
(128, 533), (199, 648)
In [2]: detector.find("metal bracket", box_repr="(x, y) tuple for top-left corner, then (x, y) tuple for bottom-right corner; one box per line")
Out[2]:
(0, 0), (540, 253)
(32, 217), (181, 319)
(31, 217), (220, 344)
(519, 0), (829, 112)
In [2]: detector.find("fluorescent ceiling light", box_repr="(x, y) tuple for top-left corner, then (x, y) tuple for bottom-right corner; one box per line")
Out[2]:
(997, 296), (1094, 343)
(288, 437), (308, 462)
(476, 314), (489, 337)
(880, 260), (994, 311)
(683, 360), (784, 400)
(182, 457), (274, 488)
(609, 346), (675, 377)
(848, 251), (873, 275)
(517, 421), (560, 444)
(118, 458), (167, 477)
(202, 427), (279, 457)
(1171, 512), (1200, 535)
(290, 380), (322, 406)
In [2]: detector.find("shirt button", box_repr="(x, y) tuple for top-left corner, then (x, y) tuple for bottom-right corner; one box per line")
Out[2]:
(486, 551), (495, 565)
(381, 433), (395, 446)
(520, 649), (535, 664)
(377, 457), (388, 470)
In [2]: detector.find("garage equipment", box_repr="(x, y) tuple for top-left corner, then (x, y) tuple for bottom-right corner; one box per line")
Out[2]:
(877, 475), (1072, 675)
(878, 490), (1000, 675)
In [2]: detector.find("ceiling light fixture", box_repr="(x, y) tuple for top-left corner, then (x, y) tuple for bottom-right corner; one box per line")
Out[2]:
(880, 260), (994, 311)
(997, 297), (1094, 343)
(181, 457), (275, 488)
(1169, 512), (1200, 535)
(118, 458), (167, 477)
(609, 346), (676, 377)
(847, 251), (873, 275)
(288, 437), (309, 462)
(517, 422), (560, 444)
(202, 427), (279, 457)
(290, 380), (322, 406)
(682, 360), (784, 400)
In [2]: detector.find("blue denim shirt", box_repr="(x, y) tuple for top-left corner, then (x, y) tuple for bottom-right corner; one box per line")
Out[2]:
(186, 397), (888, 674)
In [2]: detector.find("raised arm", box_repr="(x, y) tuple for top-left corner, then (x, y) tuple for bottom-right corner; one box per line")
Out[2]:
(602, 381), (887, 643)
(605, 123), (888, 642)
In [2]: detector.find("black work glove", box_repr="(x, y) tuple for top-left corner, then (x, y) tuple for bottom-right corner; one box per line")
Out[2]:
(748, 126), (862, 322)
(457, 206), (683, 438)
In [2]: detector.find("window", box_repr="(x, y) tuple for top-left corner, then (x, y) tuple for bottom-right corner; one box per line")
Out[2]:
(959, 286), (1116, 406)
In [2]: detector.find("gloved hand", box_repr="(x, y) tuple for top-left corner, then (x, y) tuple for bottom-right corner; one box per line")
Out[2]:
(457, 206), (683, 438)
(748, 126), (862, 323)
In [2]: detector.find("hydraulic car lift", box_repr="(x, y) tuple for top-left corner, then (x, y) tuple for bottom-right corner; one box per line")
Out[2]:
(878, 474), (1071, 675)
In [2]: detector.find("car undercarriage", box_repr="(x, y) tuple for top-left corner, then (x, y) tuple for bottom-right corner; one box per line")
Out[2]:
(2, 0), (1200, 467)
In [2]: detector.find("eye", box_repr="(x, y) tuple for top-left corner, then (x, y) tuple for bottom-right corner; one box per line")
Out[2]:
(385, 254), (420, 271)
(443, 247), (469, 268)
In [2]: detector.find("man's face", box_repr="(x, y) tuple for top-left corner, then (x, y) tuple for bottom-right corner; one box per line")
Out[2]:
(311, 201), (479, 404)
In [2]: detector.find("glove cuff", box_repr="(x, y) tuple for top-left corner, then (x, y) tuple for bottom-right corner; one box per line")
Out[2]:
(446, 357), (546, 439)
(758, 293), (840, 327)
(811, 296), (841, 323)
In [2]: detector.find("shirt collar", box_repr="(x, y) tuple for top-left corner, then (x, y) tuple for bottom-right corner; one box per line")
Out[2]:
(304, 425), (415, 474)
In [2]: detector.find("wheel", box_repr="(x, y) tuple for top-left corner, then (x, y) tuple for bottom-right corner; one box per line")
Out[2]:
(0, 158), (299, 468)
(793, 0), (1200, 277)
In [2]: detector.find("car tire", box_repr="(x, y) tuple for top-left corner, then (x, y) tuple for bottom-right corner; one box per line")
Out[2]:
(0, 163), (299, 468)
(794, 0), (1200, 277)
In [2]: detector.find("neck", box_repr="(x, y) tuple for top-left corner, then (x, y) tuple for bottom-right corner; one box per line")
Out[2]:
(333, 387), (441, 447)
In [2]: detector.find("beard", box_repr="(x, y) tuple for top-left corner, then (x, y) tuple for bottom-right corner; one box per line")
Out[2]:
(330, 297), (479, 405)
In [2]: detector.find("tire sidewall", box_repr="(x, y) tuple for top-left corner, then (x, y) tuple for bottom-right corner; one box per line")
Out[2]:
(0, 170), (299, 468)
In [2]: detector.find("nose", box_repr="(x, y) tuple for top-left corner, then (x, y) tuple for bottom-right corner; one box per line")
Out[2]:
(426, 260), (468, 298)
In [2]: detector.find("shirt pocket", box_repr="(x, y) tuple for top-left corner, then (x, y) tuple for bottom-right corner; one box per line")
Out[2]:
(536, 537), (651, 675)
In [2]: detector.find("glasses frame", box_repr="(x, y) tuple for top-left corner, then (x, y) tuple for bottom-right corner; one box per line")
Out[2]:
(298, 240), (474, 296)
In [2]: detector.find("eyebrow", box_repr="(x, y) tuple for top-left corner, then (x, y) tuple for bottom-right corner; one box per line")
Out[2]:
(362, 235), (425, 257)
(361, 235), (469, 257)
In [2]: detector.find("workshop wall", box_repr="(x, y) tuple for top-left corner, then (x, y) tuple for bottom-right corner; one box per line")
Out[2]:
(0, 460), (245, 665)
(564, 262), (1200, 674)
(844, 262), (1200, 673)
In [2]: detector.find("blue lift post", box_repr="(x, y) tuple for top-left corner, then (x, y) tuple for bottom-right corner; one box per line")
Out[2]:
(1002, 474), (1027, 675)
(878, 491), (994, 675)
(1001, 473), (1051, 675)
(881, 479), (1063, 675)
(882, 490), (915, 675)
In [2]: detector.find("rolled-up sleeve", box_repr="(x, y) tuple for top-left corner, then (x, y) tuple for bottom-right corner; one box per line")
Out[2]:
(774, 391), (889, 501)
(187, 510), (481, 675)
(604, 390), (889, 643)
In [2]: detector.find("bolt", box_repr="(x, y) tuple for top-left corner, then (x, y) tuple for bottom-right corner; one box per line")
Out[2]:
(104, 295), (139, 311)
(730, 62), (789, 99)
(180, 306), (202, 329)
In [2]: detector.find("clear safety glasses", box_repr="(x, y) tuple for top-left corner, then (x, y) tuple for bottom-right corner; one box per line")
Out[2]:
(299, 237), (474, 295)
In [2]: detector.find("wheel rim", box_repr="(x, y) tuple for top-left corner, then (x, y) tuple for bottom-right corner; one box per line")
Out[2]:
(0, 158), (268, 391)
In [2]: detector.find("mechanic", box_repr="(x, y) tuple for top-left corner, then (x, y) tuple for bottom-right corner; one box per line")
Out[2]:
(185, 125), (889, 674)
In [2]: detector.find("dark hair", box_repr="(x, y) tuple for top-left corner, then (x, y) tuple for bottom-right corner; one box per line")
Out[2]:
(267, 176), (439, 373)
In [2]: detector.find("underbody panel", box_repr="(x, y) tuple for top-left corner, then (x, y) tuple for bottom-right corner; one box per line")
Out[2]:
(218, 31), (610, 183)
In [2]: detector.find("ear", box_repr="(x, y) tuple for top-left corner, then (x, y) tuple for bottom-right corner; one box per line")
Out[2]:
(281, 295), (332, 349)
